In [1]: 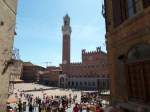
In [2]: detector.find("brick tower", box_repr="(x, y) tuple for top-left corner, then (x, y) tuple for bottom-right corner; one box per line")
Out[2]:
(62, 14), (71, 65)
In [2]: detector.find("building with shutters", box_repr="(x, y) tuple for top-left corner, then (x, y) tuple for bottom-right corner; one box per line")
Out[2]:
(104, 0), (150, 111)
(0, 0), (18, 111)
(59, 14), (109, 91)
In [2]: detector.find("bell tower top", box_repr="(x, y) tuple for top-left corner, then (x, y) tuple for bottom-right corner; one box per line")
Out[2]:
(62, 14), (72, 36)
(64, 14), (70, 26)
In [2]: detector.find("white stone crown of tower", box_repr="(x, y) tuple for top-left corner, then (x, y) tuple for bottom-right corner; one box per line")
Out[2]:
(62, 14), (72, 36)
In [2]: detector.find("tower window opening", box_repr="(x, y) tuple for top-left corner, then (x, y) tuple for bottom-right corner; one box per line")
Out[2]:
(64, 20), (67, 25)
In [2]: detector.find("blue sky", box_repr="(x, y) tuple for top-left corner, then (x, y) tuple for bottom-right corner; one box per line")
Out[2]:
(14, 0), (106, 67)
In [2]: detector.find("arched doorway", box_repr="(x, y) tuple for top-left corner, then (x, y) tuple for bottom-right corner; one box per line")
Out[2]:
(126, 44), (150, 102)
(60, 77), (65, 88)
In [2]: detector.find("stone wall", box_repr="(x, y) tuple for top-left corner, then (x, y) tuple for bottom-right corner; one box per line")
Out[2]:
(9, 60), (23, 82)
(0, 0), (17, 111)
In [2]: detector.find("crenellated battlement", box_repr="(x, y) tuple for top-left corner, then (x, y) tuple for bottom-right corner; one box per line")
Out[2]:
(82, 47), (101, 55)
(70, 62), (82, 65)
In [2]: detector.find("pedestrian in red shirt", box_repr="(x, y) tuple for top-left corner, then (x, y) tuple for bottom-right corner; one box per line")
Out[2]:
(73, 103), (79, 112)
(96, 105), (101, 112)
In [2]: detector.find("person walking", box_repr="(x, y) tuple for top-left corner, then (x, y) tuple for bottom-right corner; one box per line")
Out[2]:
(22, 102), (26, 112)
(18, 100), (22, 112)
(38, 103), (42, 112)
(33, 101), (37, 112)
(73, 103), (79, 112)
(79, 104), (82, 112)
(29, 103), (33, 112)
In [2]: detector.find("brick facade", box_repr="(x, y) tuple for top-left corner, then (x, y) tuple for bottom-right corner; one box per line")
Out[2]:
(104, 0), (150, 111)
(68, 48), (107, 78)
(21, 62), (45, 82)
(60, 14), (109, 90)
(38, 66), (62, 87)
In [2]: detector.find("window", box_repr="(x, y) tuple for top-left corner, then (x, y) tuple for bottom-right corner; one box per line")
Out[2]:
(64, 20), (68, 25)
(72, 82), (74, 86)
(68, 82), (70, 86)
(103, 82), (105, 89)
(93, 82), (95, 86)
(112, 0), (124, 27)
(76, 82), (78, 86)
(80, 82), (82, 86)
(143, 0), (150, 8)
(127, 0), (136, 17)
(84, 82), (87, 86)
(112, 0), (136, 27)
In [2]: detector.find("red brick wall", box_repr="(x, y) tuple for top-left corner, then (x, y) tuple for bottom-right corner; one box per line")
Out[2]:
(62, 35), (70, 64)
(21, 63), (45, 82)
(39, 66), (61, 82)
(62, 49), (108, 78)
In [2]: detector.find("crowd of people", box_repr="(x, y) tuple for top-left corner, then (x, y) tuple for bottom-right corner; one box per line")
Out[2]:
(7, 90), (106, 112)
(7, 87), (145, 112)
(7, 92), (75, 112)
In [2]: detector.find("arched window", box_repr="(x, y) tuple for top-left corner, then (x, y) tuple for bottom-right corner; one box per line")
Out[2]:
(128, 44), (150, 61)
(127, 44), (150, 102)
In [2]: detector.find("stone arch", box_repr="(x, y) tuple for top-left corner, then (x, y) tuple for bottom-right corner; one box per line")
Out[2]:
(126, 43), (150, 101)
(127, 43), (150, 62)
(59, 77), (65, 88)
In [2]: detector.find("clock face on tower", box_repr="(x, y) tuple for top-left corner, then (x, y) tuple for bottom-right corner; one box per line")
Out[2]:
(63, 60), (67, 64)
